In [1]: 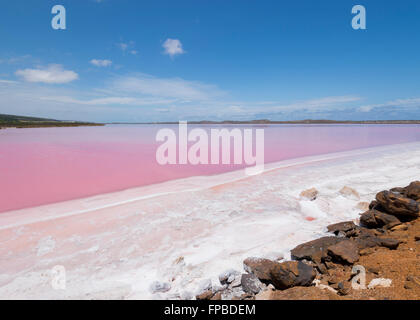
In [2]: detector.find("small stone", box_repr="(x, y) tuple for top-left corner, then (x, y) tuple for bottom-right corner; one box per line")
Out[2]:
(339, 186), (360, 200)
(241, 274), (264, 295)
(210, 292), (222, 300)
(356, 202), (370, 211)
(218, 269), (240, 285)
(337, 282), (350, 296)
(196, 290), (214, 300)
(300, 188), (318, 201)
(149, 281), (171, 294)
(229, 277), (242, 288)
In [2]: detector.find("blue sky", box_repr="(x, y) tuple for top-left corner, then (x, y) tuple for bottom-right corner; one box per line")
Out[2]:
(0, 0), (420, 122)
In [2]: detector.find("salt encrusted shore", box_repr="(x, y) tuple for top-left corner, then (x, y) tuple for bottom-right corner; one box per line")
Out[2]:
(195, 181), (420, 300)
(0, 142), (420, 299)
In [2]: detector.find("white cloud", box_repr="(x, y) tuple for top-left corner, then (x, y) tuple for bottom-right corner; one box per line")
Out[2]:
(163, 39), (185, 57)
(358, 98), (420, 112)
(15, 64), (78, 84)
(90, 59), (112, 67)
(40, 96), (175, 106)
(118, 43), (128, 51)
(111, 73), (224, 100)
(0, 79), (18, 84)
(117, 41), (137, 55)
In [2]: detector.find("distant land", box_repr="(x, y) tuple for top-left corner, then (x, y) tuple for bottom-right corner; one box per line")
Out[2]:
(0, 114), (104, 128)
(111, 119), (420, 125)
(2, 114), (420, 129)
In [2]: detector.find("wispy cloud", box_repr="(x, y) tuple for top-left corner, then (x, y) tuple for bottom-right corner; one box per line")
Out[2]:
(358, 98), (420, 112)
(110, 73), (224, 100)
(117, 41), (138, 55)
(15, 64), (78, 84)
(90, 59), (112, 67)
(162, 39), (185, 58)
(40, 96), (175, 106)
(0, 79), (19, 84)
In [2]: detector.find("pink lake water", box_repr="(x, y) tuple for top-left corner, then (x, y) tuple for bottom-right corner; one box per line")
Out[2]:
(1, 124), (420, 213)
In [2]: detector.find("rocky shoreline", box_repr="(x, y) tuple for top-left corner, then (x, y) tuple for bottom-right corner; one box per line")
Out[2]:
(193, 181), (420, 300)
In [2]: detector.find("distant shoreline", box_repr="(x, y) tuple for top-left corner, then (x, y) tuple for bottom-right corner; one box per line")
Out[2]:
(0, 113), (104, 129)
(0, 123), (104, 129)
(109, 120), (420, 125)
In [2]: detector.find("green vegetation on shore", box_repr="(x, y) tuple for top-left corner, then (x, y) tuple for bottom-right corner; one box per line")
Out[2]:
(0, 114), (104, 128)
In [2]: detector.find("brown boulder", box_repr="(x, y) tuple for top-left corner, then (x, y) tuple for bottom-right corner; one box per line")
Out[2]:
(243, 258), (278, 282)
(291, 236), (344, 264)
(243, 258), (316, 290)
(360, 209), (401, 229)
(353, 228), (401, 250)
(406, 181), (420, 201)
(375, 191), (419, 219)
(270, 261), (316, 290)
(327, 240), (359, 264)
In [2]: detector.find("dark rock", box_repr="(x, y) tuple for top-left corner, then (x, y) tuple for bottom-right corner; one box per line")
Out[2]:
(378, 238), (401, 250)
(270, 261), (316, 290)
(360, 209), (401, 229)
(354, 230), (401, 250)
(406, 181), (420, 201)
(390, 187), (406, 194)
(240, 274), (263, 294)
(376, 191), (419, 219)
(337, 282), (350, 296)
(244, 258), (316, 290)
(291, 236), (344, 264)
(327, 240), (359, 264)
(243, 258), (278, 282)
(327, 221), (357, 235)
(369, 200), (378, 210)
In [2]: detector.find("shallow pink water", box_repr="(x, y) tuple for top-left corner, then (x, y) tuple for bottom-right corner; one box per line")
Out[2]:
(1, 124), (420, 213)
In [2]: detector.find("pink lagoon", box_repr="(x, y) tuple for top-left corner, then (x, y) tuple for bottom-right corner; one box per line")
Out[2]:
(1, 124), (420, 213)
